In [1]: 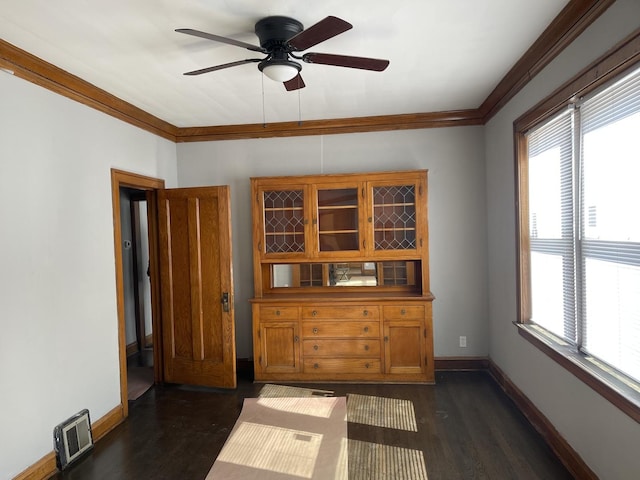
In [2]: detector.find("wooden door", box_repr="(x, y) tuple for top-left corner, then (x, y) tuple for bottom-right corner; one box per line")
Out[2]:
(259, 322), (301, 373)
(383, 319), (426, 375)
(157, 186), (236, 388)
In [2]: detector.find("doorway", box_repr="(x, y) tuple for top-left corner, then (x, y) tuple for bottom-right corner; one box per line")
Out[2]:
(120, 187), (154, 400)
(111, 169), (237, 419)
(111, 169), (165, 417)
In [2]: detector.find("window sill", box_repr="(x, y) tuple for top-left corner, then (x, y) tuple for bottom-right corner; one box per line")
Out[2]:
(515, 322), (640, 424)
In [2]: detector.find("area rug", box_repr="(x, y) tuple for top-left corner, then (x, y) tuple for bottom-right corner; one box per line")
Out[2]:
(258, 383), (334, 398)
(205, 396), (347, 479)
(127, 366), (154, 401)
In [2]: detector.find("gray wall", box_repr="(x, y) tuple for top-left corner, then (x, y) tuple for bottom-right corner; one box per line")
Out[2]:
(0, 71), (178, 479)
(176, 127), (489, 360)
(484, 1), (640, 478)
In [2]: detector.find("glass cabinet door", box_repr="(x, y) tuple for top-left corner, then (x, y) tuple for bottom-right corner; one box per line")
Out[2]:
(262, 189), (306, 254)
(371, 183), (418, 252)
(316, 186), (360, 252)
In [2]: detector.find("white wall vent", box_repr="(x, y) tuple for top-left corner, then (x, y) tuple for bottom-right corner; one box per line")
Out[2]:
(53, 409), (94, 470)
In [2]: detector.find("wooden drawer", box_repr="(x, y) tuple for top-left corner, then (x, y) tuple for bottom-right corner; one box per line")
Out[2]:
(302, 321), (380, 338)
(260, 306), (298, 320)
(304, 358), (381, 374)
(303, 339), (380, 357)
(302, 305), (379, 320)
(383, 305), (425, 319)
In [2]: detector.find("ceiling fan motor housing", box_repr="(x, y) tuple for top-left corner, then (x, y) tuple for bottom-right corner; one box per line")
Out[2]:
(254, 16), (303, 50)
(255, 16), (303, 74)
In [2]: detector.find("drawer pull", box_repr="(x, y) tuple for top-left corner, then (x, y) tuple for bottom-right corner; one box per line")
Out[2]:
(276, 310), (281, 316)
(294, 336), (299, 343)
(314, 363), (319, 369)
(365, 363), (370, 369)
(384, 336), (389, 342)
(363, 310), (368, 316)
(313, 327), (319, 334)
(313, 344), (319, 350)
(312, 310), (317, 316)
(401, 308), (406, 315)
(364, 345), (369, 351)
(364, 326), (369, 333)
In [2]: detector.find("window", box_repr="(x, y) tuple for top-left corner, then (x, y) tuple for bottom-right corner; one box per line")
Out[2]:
(516, 60), (640, 417)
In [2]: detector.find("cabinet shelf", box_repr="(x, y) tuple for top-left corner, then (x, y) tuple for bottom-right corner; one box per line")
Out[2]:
(319, 230), (358, 235)
(374, 227), (416, 232)
(373, 202), (416, 208)
(265, 207), (304, 212)
(318, 205), (358, 211)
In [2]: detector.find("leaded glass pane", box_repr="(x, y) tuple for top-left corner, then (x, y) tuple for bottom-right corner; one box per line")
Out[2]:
(373, 185), (416, 250)
(263, 190), (305, 253)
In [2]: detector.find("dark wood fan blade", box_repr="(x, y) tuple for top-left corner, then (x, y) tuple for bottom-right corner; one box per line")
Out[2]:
(183, 59), (261, 76)
(303, 53), (389, 71)
(284, 73), (306, 91)
(176, 28), (265, 53)
(288, 16), (352, 51)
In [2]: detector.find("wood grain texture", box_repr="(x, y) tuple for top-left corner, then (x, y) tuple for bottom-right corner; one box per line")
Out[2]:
(251, 171), (433, 384)
(12, 453), (56, 480)
(157, 186), (236, 388)
(48, 372), (574, 480)
(175, 111), (484, 142)
(253, 298), (434, 384)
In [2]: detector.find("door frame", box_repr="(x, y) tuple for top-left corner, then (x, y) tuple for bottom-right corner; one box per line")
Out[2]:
(111, 168), (165, 417)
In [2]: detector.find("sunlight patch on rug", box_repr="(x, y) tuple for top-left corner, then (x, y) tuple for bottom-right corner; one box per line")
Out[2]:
(257, 396), (338, 419)
(215, 422), (322, 478)
(347, 394), (418, 432)
(258, 383), (334, 398)
(348, 439), (428, 480)
(206, 396), (347, 479)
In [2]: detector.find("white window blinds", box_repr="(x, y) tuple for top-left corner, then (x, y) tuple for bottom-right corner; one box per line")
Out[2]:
(527, 110), (576, 343)
(579, 67), (640, 383)
(526, 65), (640, 383)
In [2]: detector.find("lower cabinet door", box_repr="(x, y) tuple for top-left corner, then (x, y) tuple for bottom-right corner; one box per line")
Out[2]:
(260, 321), (301, 373)
(383, 320), (425, 374)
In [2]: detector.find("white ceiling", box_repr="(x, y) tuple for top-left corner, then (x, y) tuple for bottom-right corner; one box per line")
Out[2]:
(0, 0), (569, 128)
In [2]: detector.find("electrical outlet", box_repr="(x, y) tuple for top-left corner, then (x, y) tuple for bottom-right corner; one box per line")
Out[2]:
(459, 336), (467, 348)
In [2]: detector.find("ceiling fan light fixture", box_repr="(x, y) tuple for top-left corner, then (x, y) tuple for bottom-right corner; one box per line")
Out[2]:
(259, 59), (301, 82)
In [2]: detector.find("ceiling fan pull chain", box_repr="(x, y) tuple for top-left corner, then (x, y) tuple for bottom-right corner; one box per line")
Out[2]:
(261, 73), (266, 128)
(298, 87), (302, 126)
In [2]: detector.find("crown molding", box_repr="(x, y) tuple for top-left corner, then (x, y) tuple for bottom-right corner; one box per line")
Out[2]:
(479, 0), (615, 122)
(0, 1), (614, 142)
(0, 39), (178, 141)
(175, 110), (484, 142)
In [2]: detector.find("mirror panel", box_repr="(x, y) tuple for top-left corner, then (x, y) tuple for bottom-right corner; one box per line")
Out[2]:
(271, 261), (418, 288)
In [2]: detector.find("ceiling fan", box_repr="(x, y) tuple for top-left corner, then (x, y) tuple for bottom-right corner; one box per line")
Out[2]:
(176, 15), (389, 91)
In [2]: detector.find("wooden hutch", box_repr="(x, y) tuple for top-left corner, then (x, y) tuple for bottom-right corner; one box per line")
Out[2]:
(250, 170), (434, 383)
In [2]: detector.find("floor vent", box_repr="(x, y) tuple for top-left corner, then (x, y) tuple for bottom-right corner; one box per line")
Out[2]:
(53, 409), (94, 470)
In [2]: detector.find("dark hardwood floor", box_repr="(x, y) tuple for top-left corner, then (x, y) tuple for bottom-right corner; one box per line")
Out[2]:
(52, 371), (573, 479)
